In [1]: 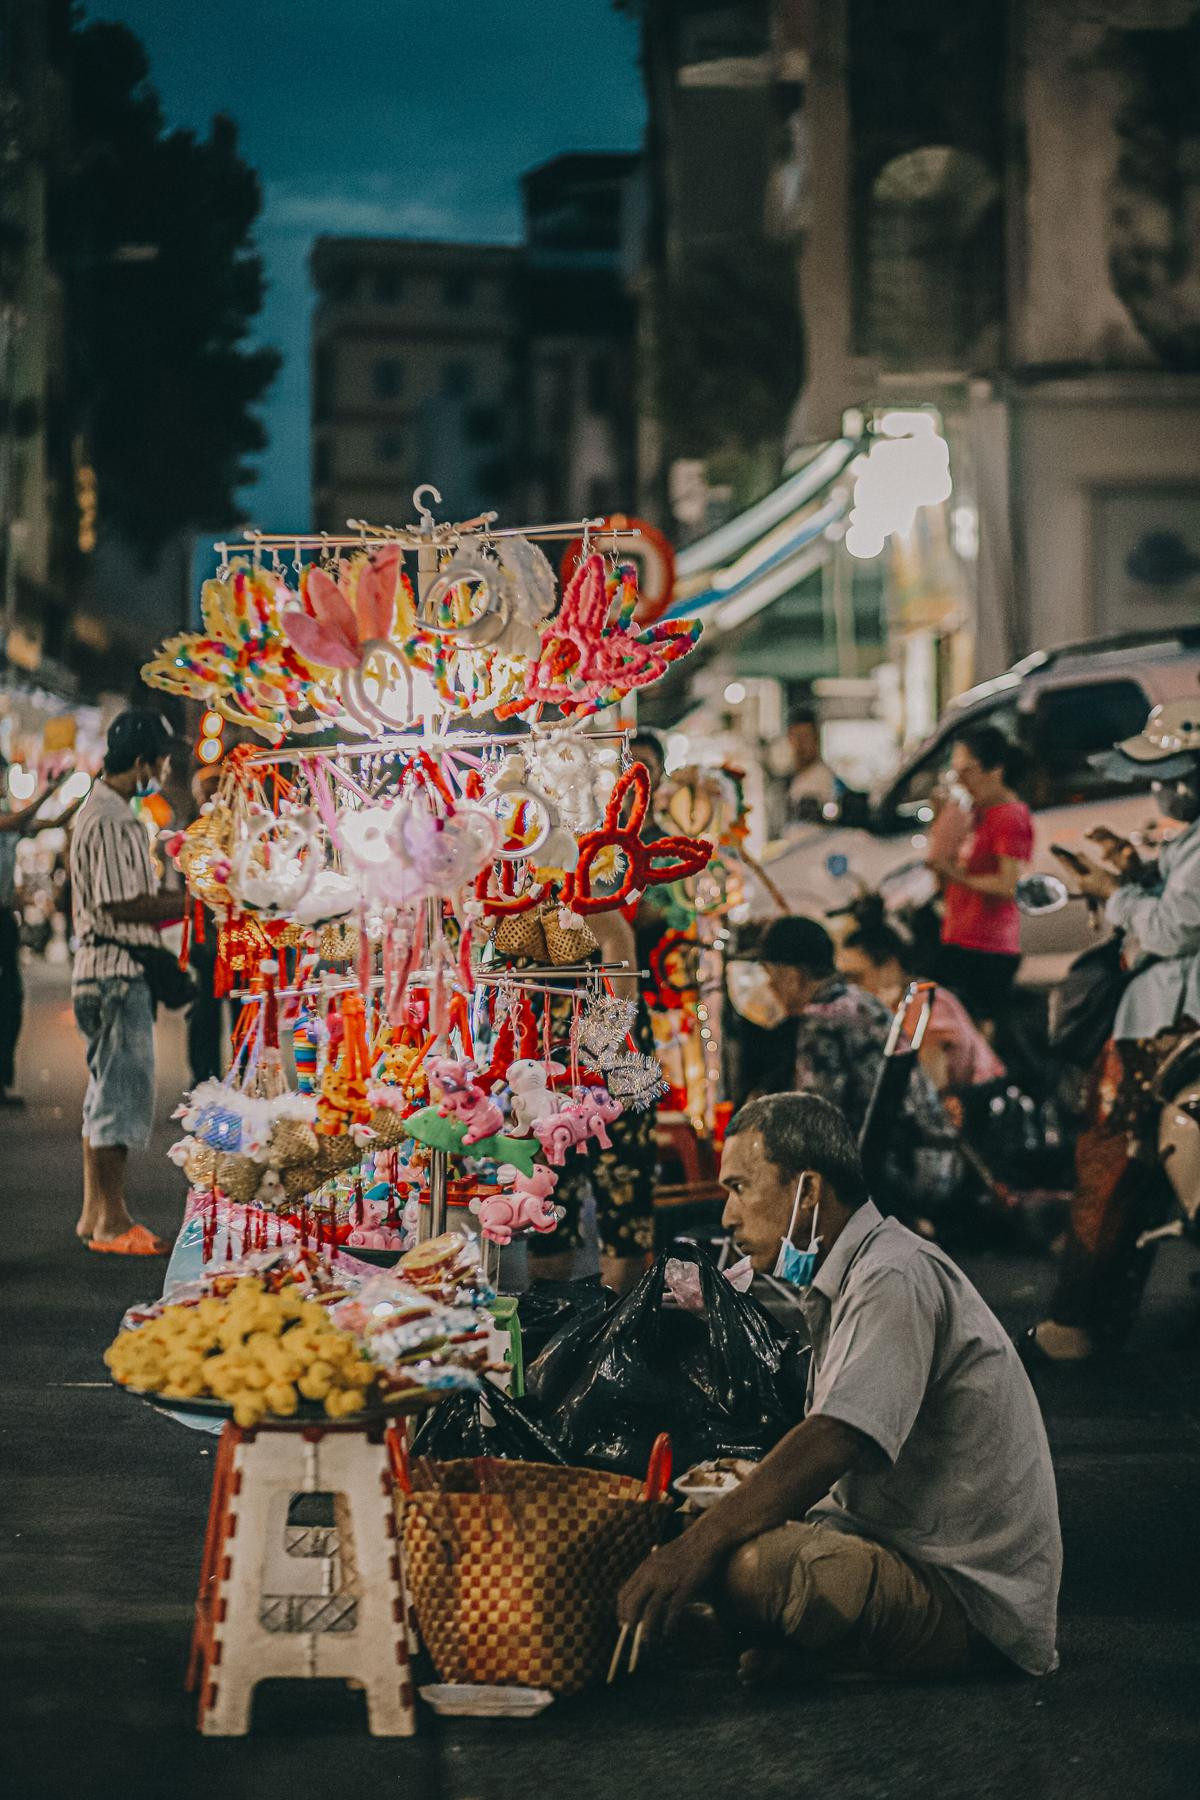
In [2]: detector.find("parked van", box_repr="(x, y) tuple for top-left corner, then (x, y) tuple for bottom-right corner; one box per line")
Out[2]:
(757, 628), (1200, 987)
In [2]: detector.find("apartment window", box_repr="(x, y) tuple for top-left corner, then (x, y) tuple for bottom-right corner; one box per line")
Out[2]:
(326, 266), (359, 303)
(443, 273), (476, 308)
(371, 358), (405, 400)
(465, 404), (501, 445)
(373, 270), (404, 304)
(441, 361), (474, 398)
(374, 431), (405, 464)
(313, 347), (334, 421)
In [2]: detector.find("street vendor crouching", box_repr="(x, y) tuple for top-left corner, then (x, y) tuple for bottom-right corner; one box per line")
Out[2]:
(619, 1092), (1062, 1679)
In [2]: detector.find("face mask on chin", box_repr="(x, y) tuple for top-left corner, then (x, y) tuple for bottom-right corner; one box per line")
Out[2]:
(773, 1175), (821, 1288)
(134, 767), (161, 798)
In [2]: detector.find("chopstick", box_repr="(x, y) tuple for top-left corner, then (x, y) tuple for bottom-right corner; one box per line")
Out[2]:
(606, 1620), (644, 1684)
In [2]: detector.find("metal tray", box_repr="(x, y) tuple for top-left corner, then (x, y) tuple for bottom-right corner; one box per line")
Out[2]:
(116, 1383), (453, 1423)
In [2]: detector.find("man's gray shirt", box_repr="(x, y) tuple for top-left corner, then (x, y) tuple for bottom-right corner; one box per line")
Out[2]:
(798, 1202), (1062, 1674)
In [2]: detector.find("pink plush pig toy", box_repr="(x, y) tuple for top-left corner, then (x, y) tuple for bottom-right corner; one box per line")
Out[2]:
(476, 1163), (561, 1245)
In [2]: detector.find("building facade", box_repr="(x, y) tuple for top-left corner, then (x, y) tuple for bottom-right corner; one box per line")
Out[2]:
(0, 0), (72, 680)
(625, 0), (1200, 730)
(783, 0), (1200, 678)
(310, 240), (523, 531)
(310, 152), (639, 533)
(518, 153), (638, 521)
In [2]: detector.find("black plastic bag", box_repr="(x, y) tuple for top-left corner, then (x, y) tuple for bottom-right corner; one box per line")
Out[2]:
(409, 1381), (567, 1464)
(516, 1275), (616, 1366)
(957, 1078), (1057, 1184)
(525, 1240), (808, 1477)
(1049, 932), (1133, 1070)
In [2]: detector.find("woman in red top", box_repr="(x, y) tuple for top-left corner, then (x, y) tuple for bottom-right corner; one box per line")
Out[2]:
(927, 725), (1034, 1023)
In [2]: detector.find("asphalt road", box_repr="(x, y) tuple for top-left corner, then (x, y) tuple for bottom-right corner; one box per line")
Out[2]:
(3, 962), (1200, 1800)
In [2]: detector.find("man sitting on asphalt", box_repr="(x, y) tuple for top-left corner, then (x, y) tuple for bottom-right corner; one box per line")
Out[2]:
(619, 1093), (1061, 1678)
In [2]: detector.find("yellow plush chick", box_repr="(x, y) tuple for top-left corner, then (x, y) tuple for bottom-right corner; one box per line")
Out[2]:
(324, 1387), (368, 1419)
(297, 1359), (335, 1403)
(105, 1280), (374, 1421)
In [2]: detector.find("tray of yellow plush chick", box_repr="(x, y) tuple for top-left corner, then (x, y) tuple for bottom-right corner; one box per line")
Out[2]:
(104, 1238), (493, 1428)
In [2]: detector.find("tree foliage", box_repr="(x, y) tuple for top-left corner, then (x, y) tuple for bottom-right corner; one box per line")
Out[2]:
(54, 15), (279, 560)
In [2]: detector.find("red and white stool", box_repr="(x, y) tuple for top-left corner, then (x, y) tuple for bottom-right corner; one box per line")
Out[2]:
(188, 1418), (417, 1736)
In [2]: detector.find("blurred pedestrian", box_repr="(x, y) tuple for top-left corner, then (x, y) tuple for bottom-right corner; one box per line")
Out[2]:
(629, 727), (666, 808)
(524, 906), (657, 1296)
(0, 759), (75, 1105)
(628, 727), (671, 974)
(927, 725), (1033, 1026)
(758, 915), (945, 1139)
(185, 765), (225, 1083)
(786, 705), (838, 819)
(70, 711), (180, 1254)
(1029, 740), (1200, 1361)
(837, 921), (1004, 1095)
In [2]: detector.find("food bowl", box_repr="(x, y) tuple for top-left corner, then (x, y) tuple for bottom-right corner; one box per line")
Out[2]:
(673, 1457), (755, 1509)
(419, 1684), (554, 1719)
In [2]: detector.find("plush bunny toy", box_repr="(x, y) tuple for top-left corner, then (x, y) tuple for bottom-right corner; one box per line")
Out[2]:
(506, 1058), (564, 1133)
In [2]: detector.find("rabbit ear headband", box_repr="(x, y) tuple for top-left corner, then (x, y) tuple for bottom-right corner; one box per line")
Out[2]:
(142, 564), (343, 740)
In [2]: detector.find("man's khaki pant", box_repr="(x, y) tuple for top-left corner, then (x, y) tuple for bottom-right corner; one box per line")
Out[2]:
(720, 1522), (982, 1677)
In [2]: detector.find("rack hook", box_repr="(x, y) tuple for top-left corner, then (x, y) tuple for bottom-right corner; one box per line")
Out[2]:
(413, 484), (442, 533)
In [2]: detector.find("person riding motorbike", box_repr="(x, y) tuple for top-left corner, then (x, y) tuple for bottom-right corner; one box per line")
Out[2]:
(1026, 700), (1200, 1363)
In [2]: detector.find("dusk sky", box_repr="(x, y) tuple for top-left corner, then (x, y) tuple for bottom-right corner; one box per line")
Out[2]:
(83, 0), (647, 531)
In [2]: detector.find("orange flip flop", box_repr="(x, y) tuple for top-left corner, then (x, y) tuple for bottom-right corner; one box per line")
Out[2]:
(88, 1223), (170, 1256)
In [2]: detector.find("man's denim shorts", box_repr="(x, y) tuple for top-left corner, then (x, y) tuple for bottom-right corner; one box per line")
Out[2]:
(73, 976), (156, 1150)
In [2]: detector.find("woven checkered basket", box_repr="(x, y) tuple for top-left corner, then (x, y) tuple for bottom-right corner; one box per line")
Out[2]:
(401, 1447), (672, 1695)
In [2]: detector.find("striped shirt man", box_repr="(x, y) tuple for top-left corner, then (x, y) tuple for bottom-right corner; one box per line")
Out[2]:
(70, 781), (162, 985)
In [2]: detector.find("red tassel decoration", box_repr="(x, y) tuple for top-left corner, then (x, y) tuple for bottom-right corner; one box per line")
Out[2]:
(260, 958), (280, 1050)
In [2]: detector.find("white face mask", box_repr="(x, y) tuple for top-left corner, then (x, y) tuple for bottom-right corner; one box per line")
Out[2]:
(773, 1175), (821, 1288)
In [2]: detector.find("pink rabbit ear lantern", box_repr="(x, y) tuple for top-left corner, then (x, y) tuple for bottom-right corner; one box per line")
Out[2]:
(282, 550), (416, 734)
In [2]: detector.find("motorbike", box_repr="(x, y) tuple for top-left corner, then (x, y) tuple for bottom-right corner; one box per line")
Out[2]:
(1144, 1034), (1200, 1309)
(1020, 872), (1200, 1327)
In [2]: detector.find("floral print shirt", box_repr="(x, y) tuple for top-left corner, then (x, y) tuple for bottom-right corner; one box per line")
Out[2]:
(792, 977), (947, 1139)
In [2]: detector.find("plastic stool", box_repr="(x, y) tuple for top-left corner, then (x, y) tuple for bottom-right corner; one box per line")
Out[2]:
(188, 1418), (417, 1736)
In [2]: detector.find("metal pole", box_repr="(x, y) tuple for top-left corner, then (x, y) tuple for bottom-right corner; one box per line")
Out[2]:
(831, 535), (856, 677)
(423, 1147), (448, 1244)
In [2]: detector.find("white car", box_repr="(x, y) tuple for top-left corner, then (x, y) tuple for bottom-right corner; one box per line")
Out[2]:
(757, 629), (1200, 988)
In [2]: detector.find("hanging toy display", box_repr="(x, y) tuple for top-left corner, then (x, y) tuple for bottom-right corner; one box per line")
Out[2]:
(141, 561), (343, 740)
(641, 763), (757, 1132)
(281, 546), (419, 731)
(143, 488), (710, 1273)
(495, 553), (700, 720)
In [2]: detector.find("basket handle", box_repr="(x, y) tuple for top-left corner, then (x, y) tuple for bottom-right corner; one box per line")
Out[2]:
(643, 1433), (673, 1501)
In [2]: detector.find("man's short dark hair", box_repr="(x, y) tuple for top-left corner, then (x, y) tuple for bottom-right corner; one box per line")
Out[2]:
(758, 914), (835, 977)
(842, 923), (910, 970)
(727, 1092), (868, 1207)
(631, 728), (665, 767)
(104, 709), (175, 776)
(788, 705), (818, 731)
